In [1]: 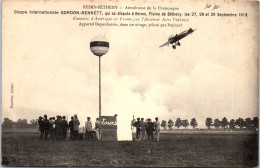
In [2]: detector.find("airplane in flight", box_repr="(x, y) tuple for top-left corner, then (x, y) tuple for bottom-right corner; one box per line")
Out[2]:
(159, 28), (196, 49)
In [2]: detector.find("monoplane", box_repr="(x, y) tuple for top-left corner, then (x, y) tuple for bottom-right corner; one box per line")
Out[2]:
(159, 28), (196, 49)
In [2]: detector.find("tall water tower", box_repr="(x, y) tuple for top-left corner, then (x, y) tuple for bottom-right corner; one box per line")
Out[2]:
(90, 35), (109, 117)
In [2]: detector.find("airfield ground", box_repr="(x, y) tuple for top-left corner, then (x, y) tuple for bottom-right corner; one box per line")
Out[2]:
(1, 131), (258, 167)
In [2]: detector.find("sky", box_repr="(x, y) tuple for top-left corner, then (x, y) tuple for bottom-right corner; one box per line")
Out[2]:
(2, 0), (259, 136)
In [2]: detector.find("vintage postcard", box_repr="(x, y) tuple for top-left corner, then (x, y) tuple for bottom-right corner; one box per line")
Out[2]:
(1, 0), (259, 167)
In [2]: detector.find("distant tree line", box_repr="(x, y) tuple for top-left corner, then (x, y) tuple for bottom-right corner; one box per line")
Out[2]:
(160, 117), (258, 130)
(2, 118), (38, 129)
(161, 118), (198, 130)
(205, 117), (259, 130)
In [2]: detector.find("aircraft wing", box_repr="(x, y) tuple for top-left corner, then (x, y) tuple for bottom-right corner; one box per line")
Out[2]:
(159, 41), (170, 48)
(179, 30), (188, 35)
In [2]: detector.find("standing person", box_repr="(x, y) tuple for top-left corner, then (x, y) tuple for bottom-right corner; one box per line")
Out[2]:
(95, 118), (102, 141)
(38, 116), (44, 140)
(73, 114), (80, 140)
(53, 116), (57, 140)
(146, 118), (154, 140)
(68, 116), (74, 140)
(85, 117), (92, 141)
(154, 117), (160, 141)
(139, 118), (146, 141)
(42, 114), (51, 140)
(49, 117), (55, 141)
(55, 115), (63, 141)
(62, 116), (69, 140)
(134, 118), (141, 140)
(131, 117), (136, 131)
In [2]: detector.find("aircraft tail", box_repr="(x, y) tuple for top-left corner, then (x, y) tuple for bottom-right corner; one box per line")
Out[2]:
(188, 28), (196, 33)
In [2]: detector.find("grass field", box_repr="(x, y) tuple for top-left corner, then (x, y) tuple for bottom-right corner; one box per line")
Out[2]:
(1, 131), (258, 167)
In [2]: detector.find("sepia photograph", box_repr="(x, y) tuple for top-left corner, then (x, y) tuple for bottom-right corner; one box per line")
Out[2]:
(1, 0), (259, 167)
